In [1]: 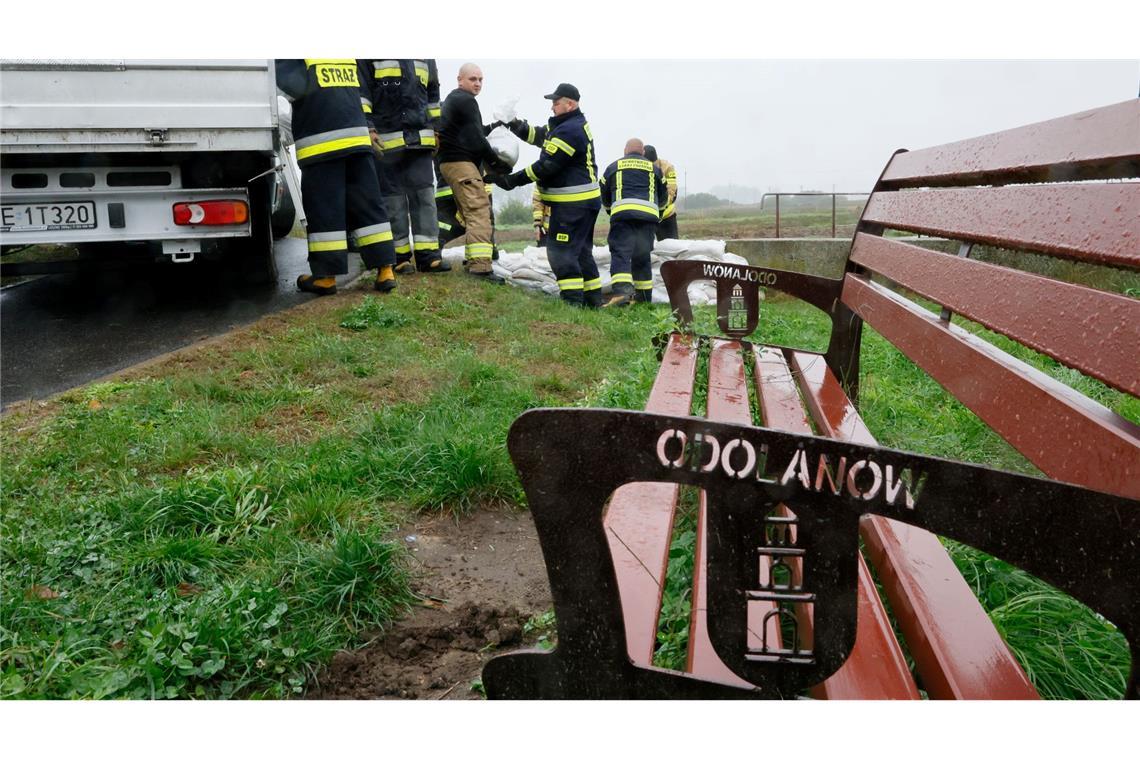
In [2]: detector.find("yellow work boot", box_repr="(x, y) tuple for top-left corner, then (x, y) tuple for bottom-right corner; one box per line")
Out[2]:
(374, 265), (397, 293)
(297, 274), (336, 295)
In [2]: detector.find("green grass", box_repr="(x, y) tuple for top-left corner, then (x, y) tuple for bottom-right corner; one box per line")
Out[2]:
(0, 275), (675, 699)
(2, 269), (1134, 700)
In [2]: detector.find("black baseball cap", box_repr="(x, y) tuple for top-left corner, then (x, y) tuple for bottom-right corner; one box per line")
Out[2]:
(544, 83), (581, 101)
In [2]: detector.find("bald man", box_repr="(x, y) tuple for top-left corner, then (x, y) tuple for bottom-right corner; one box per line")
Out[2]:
(598, 138), (667, 306)
(437, 63), (501, 279)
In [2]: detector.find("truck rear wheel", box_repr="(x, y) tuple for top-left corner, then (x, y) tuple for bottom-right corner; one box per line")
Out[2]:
(238, 173), (279, 284)
(271, 186), (297, 240)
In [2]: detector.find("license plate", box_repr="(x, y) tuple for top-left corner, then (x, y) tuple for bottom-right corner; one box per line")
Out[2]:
(0, 201), (98, 232)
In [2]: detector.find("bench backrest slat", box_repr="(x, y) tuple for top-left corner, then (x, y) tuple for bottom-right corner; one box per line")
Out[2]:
(788, 350), (1041, 699)
(849, 233), (1140, 395)
(880, 99), (1140, 188)
(841, 276), (1140, 499)
(860, 184), (1140, 268)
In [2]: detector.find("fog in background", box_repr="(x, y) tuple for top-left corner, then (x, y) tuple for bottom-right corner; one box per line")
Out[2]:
(439, 59), (1138, 202)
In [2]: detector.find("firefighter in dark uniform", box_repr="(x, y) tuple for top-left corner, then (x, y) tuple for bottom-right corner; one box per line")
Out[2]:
(599, 138), (666, 307)
(488, 83), (602, 307)
(362, 59), (450, 274)
(276, 59), (396, 294)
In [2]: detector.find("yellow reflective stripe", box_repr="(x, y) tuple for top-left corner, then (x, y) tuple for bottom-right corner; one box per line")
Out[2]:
(362, 103), (372, 114)
(428, 107), (441, 118)
(358, 231), (393, 247)
(380, 135), (406, 149)
(416, 240), (440, 250)
(438, 221), (452, 231)
(557, 278), (584, 290)
(539, 188), (601, 202)
(547, 137), (575, 156)
(374, 67), (401, 78)
(615, 169), (623, 201)
(612, 201), (660, 218)
(435, 186), (454, 198)
(421, 134), (437, 147)
(527, 125), (536, 143)
(634, 280), (654, 290)
(662, 202), (676, 217)
(296, 134), (372, 161)
(395, 243), (412, 254)
(308, 239), (348, 252)
(525, 166), (538, 182)
(485, 184), (494, 194)
(610, 273), (633, 284)
(583, 278), (602, 291)
(466, 243), (494, 257)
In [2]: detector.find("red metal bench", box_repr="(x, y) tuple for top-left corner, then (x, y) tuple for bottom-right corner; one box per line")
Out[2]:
(483, 99), (1140, 699)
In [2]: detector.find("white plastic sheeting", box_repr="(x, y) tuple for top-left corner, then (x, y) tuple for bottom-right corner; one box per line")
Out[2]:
(441, 239), (752, 306)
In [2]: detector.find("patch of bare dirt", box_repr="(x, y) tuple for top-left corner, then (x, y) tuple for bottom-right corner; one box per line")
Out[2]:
(306, 505), (551, 700)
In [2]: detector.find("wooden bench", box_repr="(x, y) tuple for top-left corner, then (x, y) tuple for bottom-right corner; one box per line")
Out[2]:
(482, 99), (1140, 699)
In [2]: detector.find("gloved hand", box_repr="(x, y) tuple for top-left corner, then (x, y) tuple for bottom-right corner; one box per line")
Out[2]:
(507, 118), (529, 140)
(483, 173), (509, 188)
(534, 222), (544, 242)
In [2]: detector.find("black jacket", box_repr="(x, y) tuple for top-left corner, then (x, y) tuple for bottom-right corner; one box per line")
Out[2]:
(275, 59), (371, 167)
(508, 109), (600, 208)
(362, 59), (440, 153)
(437, 88), (496, 165)
(600, 153), (667, 222)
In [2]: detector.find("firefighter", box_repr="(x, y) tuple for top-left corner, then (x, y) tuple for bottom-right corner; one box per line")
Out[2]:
(437, 63), (502, 280)
(489, 83), (602, 308)
(643, 145), (679, 241)
(599, 138), (666, 307)
(434, 156), (500, 259)
(362, 59), (450, 275)
(275, 59), (397, 295)
(532, 188), (549, 247)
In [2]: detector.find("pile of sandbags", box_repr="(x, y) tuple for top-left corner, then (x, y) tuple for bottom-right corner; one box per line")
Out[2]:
(441, 239), (752, 306)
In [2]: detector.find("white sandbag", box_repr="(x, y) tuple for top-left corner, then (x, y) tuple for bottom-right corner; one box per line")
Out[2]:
(509, 266), (552, 283)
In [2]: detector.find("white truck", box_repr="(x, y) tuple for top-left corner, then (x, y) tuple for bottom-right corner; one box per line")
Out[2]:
(0, 59), (299, 282)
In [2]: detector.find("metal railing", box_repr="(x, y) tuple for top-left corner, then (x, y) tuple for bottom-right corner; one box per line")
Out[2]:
(759, 192), (869, 238)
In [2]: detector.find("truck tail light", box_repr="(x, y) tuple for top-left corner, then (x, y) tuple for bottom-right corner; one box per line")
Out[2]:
(172, 200), (249, 226)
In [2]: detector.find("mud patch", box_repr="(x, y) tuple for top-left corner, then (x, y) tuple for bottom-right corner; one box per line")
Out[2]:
(307, 505), (551, 700)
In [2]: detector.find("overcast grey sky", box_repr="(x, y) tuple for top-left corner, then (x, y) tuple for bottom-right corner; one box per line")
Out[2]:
(439, 59), (1138, 198)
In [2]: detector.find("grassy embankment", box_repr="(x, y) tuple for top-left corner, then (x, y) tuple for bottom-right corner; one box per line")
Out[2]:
(3, 213), (1137, 699)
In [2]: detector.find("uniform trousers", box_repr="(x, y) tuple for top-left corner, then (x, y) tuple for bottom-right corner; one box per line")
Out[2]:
(375, 150), (441, 269)
(655, 213), (679, 242)
(546, 203), (602, 307)
(608, 216), (657, 300)
(301, 152), (395, 276)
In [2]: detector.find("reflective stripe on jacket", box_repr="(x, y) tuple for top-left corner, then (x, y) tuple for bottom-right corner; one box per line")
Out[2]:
(509, 109), (600, 207)
(600, 155), (666, 223)
(276, 59), (372, 166)
(655, 157), (678, 218)
(365, 59), (440, 152)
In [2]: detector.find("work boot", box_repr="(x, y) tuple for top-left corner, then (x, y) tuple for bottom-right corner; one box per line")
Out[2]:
(466, 257), (504, 284)
(559, 290), (586, 308)
(602, 283), (634, 308)
(374, 265), (397, 293)
(633, 289), (653, 304)
(584, 289), (604, 309)
(297, 274), (336, 295)
(394, 258), (416, 275)
(418, 257), (452, 274)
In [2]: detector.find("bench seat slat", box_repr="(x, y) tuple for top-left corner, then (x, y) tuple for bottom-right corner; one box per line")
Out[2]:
(604, 333), (698, 666)
(860, 183), (1140, 269)
(880, 99), (1140, 188)
(849, 233), (1140, 395)
(754, 347), (919, 700)
(687, 339), (762, 687)
(789, 350), (1040, 699)
(841, 275), (1140, 500)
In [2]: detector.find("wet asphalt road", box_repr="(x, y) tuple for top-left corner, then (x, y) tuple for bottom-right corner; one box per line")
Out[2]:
(0, 237), (361, 409)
